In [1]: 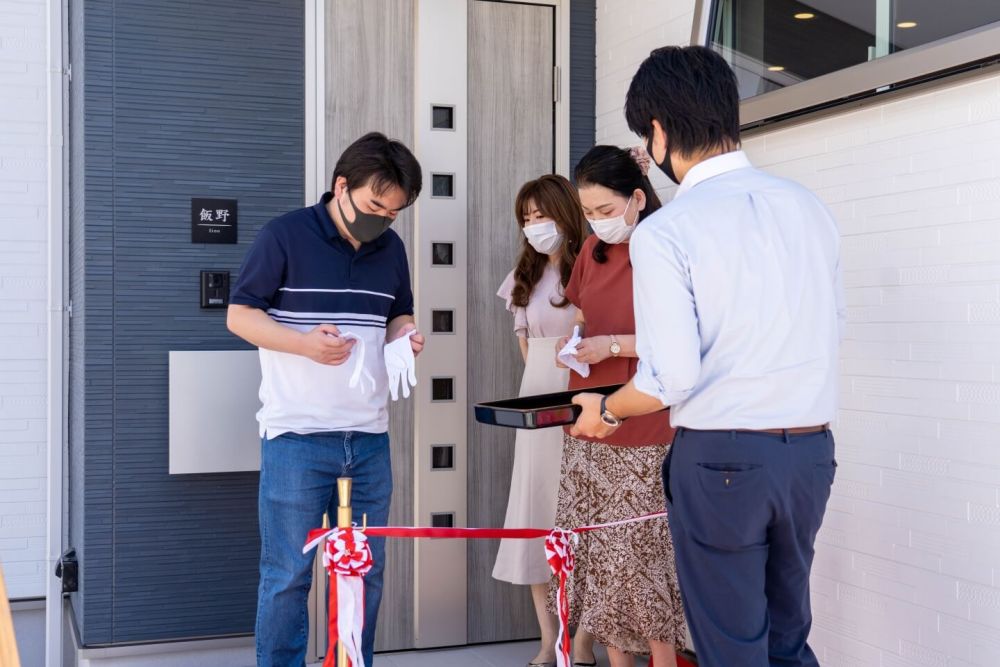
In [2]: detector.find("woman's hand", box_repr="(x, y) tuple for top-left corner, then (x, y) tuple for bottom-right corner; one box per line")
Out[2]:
(573, 336), (613, 365)
(555, 336), (570, 368)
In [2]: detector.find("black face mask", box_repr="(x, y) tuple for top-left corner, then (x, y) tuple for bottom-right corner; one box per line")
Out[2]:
(336, 190), (393, 243)
(646, 133), (679, 185)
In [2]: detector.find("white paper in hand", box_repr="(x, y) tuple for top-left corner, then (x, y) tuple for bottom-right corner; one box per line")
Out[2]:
(384, 329), (418, 401)
(558, 325), (590, 378)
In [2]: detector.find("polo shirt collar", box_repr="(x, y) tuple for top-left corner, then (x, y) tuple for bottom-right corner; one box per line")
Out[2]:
(674, 150), (753, 199)
(313, 191), (392, 250)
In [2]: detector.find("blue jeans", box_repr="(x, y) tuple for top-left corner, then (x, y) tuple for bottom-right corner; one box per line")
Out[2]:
(256, 431), (392, 667)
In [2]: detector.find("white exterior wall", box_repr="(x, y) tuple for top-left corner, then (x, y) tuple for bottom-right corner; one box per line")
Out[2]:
(0, 0), (49, 601)
(597, 1), (1000, 665)
(595, 0), (696, 198)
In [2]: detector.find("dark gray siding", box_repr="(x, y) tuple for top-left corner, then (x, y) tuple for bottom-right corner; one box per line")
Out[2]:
(69, 0), (116, 644)
(569, 0), (596, 173)
(67, 0), (90, 635)
(69, 0), (303, 645)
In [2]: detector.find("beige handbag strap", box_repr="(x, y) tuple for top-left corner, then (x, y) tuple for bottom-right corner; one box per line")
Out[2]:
(0, 563), (22, 667)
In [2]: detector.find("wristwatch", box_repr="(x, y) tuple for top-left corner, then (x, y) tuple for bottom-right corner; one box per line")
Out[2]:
(600, 396), (623, 428)
(609, 335), (621, 357)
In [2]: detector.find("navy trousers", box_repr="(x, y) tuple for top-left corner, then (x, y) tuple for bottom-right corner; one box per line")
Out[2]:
(663, 427), (836, 667)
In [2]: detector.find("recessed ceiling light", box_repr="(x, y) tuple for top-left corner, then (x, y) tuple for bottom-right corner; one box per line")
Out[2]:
(768, 65), (785, 72)
(897, 20), (918, 28)
(794, 12), (815, 20)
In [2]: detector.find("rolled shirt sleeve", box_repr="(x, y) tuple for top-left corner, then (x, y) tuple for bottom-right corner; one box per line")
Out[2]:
(629, 225), (702, 407)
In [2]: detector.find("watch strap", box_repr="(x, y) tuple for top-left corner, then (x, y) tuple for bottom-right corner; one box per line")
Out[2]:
(600, 396), (622, 427)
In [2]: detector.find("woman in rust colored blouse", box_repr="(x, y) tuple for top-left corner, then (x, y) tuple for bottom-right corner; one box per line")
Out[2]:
(549, 146), (687, 667)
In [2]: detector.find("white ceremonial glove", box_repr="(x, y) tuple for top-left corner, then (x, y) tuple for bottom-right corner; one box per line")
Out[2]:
(558, 325), (591, 378)
(338, 332), (376, 395)
(384, 329), (417, 401)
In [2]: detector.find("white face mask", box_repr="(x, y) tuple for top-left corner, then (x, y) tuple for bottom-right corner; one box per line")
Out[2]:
(588, 196), (636, 245)
(523, 220), (564, 255)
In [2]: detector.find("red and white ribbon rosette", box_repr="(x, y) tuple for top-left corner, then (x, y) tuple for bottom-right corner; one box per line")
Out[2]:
(543, 513), (667, 667)
(544, 529), (577, 667)
(304, 527), (373, 667)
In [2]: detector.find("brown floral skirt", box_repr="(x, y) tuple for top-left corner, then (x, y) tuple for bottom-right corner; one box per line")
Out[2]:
(546, 434), (687, 655)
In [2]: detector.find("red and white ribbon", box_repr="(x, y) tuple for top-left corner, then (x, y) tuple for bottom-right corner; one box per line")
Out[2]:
(574, 511), (667, 534)
(544, 529), (577, 667)
(302, 511), (669, 667)
(308, 527), (372, 667)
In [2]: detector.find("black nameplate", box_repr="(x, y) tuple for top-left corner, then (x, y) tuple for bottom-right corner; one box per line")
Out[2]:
(191, 198), (238, 244)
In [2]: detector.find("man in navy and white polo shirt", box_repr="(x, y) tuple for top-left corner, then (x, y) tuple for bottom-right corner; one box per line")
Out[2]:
(228, 132), (425, 667)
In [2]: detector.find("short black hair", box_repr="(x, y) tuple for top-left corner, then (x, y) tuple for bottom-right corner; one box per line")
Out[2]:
(624, 46), (740, 157)
(332, 132), (422, 207)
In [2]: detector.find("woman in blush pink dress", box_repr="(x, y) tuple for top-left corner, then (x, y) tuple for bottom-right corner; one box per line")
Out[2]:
(493, 175), (591, 667)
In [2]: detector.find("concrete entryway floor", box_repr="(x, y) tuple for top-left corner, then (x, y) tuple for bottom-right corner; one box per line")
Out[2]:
(364, 640), (652, 667)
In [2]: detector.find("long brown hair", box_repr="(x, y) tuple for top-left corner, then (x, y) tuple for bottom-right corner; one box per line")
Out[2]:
(510, 175), (587, 309)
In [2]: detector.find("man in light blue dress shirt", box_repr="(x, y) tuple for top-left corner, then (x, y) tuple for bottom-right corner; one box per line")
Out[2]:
(572, 46), (843, 667)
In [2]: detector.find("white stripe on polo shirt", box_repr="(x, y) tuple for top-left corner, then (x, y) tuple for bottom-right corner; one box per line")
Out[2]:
(278, 287), (396, 300)
(270, 318), (388, 328)
(266, 308), (388, 324)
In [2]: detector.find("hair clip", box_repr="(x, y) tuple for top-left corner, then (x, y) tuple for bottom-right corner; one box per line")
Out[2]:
(628, 145), (652, 177)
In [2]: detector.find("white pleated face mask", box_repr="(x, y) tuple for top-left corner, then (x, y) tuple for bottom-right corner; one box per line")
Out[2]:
(588, 196), (635, 244)
(523, 220), (564, 255)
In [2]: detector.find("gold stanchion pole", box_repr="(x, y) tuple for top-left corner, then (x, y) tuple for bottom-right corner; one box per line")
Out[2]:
(336, 478), (353, 667)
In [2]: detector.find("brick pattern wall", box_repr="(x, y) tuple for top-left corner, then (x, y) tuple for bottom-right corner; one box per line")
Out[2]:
(595, 2), (1000, 664)
(746, 76), (1000, 667)
(595, 0), (696, 195)
(595, 0), (696, 146)
(0, 0), (49, 601)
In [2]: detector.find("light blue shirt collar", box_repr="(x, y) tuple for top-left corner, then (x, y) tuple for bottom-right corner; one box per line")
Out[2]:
(674, 149), (753, 199)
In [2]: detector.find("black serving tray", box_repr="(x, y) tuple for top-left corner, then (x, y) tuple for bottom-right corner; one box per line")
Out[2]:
(474, 384), (624, 429)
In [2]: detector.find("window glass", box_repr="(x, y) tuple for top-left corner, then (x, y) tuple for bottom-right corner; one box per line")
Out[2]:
(710, 0), (1000, 100)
